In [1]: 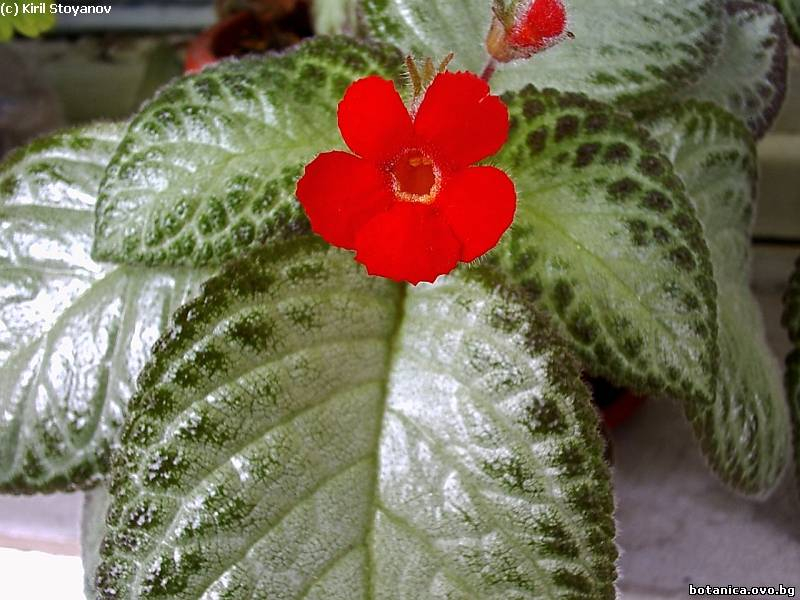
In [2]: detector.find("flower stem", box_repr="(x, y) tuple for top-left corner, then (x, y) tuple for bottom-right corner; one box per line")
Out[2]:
(480, 58), (498, 83)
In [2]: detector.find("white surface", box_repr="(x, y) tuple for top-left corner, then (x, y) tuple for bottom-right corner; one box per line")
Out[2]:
(614, 400), (800, 598)
(0, 548), (84, 600)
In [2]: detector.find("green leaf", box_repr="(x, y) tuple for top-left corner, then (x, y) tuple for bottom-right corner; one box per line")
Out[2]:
(491, 88), (718, 417)
(0, 0), (55, 41)
(92, 36), (404, 267)
(645, 102), (789, 494)
(0, 124), (207, 492)
(783, 256), (800, 493)
(82, 486), (110, 599)
(769, 0), (800, 44)
(96, 238), (617, 599)
(361, 0), (724, 105)
(678, 1), (789, 138)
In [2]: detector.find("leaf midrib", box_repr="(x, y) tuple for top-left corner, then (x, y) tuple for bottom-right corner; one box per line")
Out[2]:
(363, 283), (407, 600)
(123, 283), (402, 597)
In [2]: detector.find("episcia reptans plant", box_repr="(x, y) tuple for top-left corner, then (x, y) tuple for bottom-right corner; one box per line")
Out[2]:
(0, 0), (795, 598)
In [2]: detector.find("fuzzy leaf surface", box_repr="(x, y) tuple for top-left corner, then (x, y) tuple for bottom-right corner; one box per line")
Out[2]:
(93, 36), (403, 267)
(96, 238), (616, 600)
(361, 0), (723, 105)
(645, 101), (789, 495)
(0, 124), (205, 492)
(492, 87), (718, 419)
(679, 1), (788, 138)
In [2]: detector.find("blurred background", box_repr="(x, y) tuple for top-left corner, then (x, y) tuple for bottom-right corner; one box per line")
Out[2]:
(1, 1), (799, 598)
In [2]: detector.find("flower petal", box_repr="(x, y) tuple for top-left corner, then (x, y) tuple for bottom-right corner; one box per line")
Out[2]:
(354, 203), (461, 284)
(338, 76), (415, 163)
(414, 72), (509, 168)
(296, 151), (393, 249)
(437, 166), (516, 262)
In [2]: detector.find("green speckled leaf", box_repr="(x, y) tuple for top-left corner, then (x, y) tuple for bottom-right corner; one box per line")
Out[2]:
(93, 36), (403, 267)
(0, 0), (55, 41)
(769, 0), (800, 44)
(645, 102), (789, 495)
(0, 124), (207, 493)
(491, 88), (718, 418)
(782, 257), (800, 492)
(96, 238), (616, 600)
(362, 0), (723, 105)
(678, 1), (788, 138)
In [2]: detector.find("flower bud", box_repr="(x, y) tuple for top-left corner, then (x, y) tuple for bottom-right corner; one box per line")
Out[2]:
(487, 0), (569, 63)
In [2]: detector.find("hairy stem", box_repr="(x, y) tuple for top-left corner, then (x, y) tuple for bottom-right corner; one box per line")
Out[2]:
(480, 58), (498, 83)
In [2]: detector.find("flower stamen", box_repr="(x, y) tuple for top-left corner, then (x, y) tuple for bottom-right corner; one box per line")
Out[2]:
(390, 150), (441, 203)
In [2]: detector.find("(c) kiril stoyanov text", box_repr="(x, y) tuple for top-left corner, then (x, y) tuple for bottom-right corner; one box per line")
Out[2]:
(0, 2), (111, 17)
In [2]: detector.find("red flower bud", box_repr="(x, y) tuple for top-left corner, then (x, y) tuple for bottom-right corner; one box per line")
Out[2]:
(488, 0), (568, 62)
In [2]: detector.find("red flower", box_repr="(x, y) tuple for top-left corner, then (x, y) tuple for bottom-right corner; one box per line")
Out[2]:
(296, 71), (516, 284)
